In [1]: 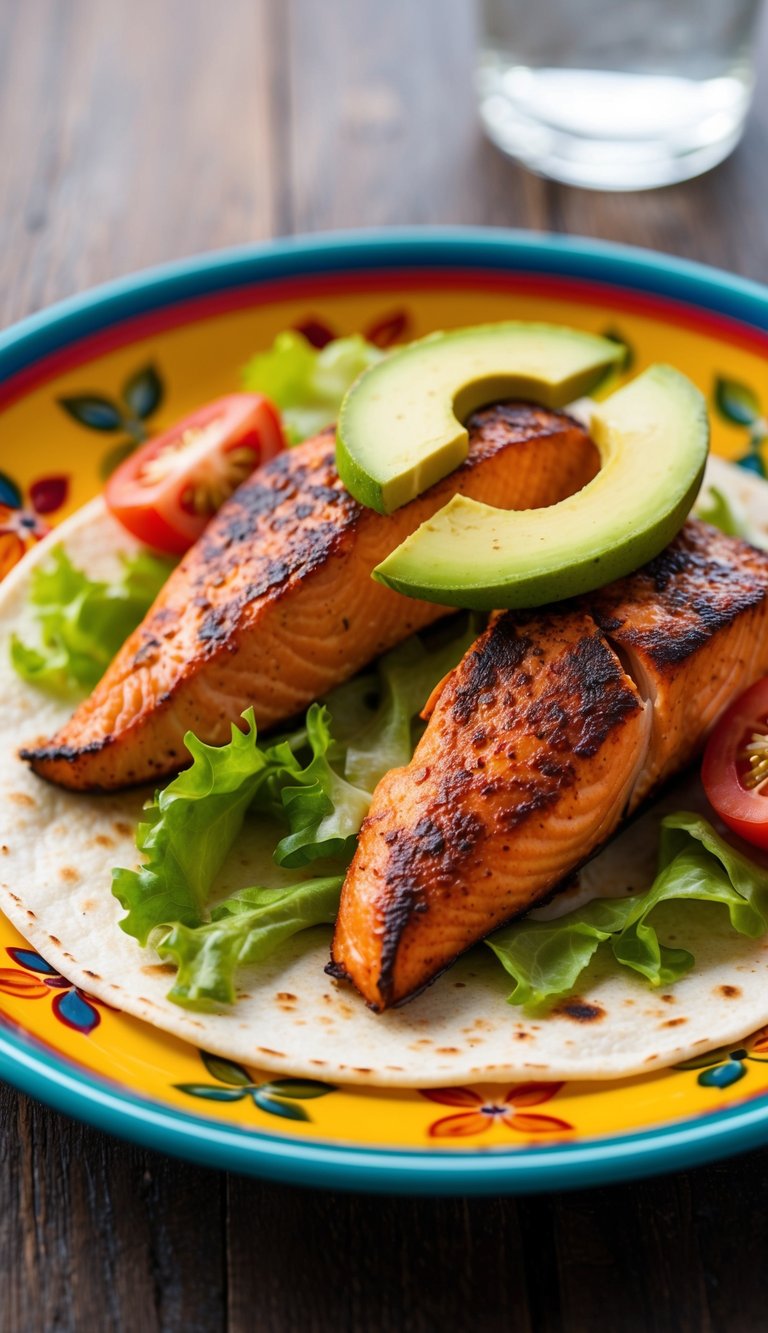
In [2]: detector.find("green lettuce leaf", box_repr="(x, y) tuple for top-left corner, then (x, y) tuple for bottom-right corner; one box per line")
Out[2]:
(695, 483), (749, 539)
(344, 618), (480, 791)
(242, 331), (383, 443)
(112, 614), (479, 1005)
(487, 813), (768, 1010)
(156, 876), (343, 1008)
(274, 704), (371, 868)
(319, 614), (481, 793)
(10, 546), (174, 695)
(112, 711), (301, 943)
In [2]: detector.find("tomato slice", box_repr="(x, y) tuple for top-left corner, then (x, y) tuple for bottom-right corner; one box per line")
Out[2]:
(702, 677), (768, 850)
(105, 393), (285, 554)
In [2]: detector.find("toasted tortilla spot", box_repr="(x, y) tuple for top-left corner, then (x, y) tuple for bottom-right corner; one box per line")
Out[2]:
(352, 1067), (372, 1074)
(660, 1017), (687, 1028)
(277, 992), (297, 1002)
(113, 821), (132, 836)
(48, 934), (61, 946)
(259, 1047), (285, 1057)
(310, 1059), (326, 1066)
(91, 834), (115, 849)
(660, 994), (676, 1004)
(83, 969), (100, 979)
(554, 998), (606, 1023)
(142, 963), (175, 977)
(60, 866), (80, 885)
(1, 846), (9, 854)
(717, 984), (742, 999)
(436, 1046), (461, 1054)
(9, 792), (36, 808)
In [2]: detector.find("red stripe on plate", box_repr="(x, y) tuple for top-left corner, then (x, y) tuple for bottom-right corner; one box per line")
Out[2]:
(2, 267), (767, 410)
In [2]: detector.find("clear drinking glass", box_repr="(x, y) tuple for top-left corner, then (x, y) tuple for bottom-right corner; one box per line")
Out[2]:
(477, 0), (764, 190)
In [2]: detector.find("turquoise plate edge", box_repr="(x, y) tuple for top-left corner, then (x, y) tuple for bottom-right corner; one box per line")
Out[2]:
(3, 225), (768, 1194)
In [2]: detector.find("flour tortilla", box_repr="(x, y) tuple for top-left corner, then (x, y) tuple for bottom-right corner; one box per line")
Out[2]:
(2, 457), (768, 1088)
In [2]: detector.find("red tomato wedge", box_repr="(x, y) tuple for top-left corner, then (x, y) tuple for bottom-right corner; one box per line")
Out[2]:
(702, 677), (768, 850)
(105, 394), (285, 554)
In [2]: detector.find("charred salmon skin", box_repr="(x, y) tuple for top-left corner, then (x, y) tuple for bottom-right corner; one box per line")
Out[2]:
(22, 403), (597, 791)
(330, 521), (768, 1009)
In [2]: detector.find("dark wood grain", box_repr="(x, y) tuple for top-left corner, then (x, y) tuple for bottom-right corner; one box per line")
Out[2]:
(3, 0), (768, 1329)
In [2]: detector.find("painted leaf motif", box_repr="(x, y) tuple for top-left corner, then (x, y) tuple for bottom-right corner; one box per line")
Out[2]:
(715, 377), (761, 426)
(365, 309), (410, 348)
(736, 453), (766, 477)
(252, 1090), (310, 1120)
(7, 947), (58, 975)
(675, 1047), (735, 1071)
(429, 1112), (492, 1138)
(293, 318), (336, 349)
(0, 969), (50, 999)
(29, 475), (69, 515)
(58, 395), (124, 431)
(0, 471), (22, 508)
(421, 1086), (483, 1108)
(123, 364), (163, 420)
(99, 440), (138, 480)
(698, 1061), (747, 1089)
(505, 1082), (562, 1108)
(507, 1113), (572, 1134)
(201, 1051), (253, 1086)
(52, 988), (101, 1033)
(175, 1083), (248, 1101)
(262, 1079), (335, 1099)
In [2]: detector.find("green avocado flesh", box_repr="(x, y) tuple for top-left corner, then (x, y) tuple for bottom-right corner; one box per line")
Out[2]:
(335, 322), (624, 514)
(373, 365), (709, 610)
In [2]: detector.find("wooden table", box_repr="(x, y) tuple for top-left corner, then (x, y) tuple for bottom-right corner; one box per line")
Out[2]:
(2, 1), (768, 1328)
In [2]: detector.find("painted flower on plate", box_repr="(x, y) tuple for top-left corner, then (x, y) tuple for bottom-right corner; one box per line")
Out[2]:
(420, 1083), (572, 1139)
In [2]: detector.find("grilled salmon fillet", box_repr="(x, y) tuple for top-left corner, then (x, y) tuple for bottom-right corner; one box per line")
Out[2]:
(330, 521), (768, 1009)
(21, 402), (597, 791)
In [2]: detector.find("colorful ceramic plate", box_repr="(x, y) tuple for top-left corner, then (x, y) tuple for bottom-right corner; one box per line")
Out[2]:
(3, 229), (768, 1194)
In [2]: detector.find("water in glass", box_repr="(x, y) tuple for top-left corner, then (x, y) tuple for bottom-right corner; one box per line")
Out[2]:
(477, 0), (764, 189)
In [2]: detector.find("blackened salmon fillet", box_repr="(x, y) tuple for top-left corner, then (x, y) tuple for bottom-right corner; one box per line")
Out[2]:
(21, 402), (597, 791)
(330, 521), (768, 1009)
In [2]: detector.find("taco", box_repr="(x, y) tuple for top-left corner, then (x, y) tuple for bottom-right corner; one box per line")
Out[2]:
(3, 329), (768, 1089)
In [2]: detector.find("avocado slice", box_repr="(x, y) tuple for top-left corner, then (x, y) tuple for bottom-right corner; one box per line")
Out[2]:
(336, 322), (625, 514)
(373, 365), (709, 610)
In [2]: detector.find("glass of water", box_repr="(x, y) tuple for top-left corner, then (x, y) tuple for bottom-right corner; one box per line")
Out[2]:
(477, 0), (765, 190)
